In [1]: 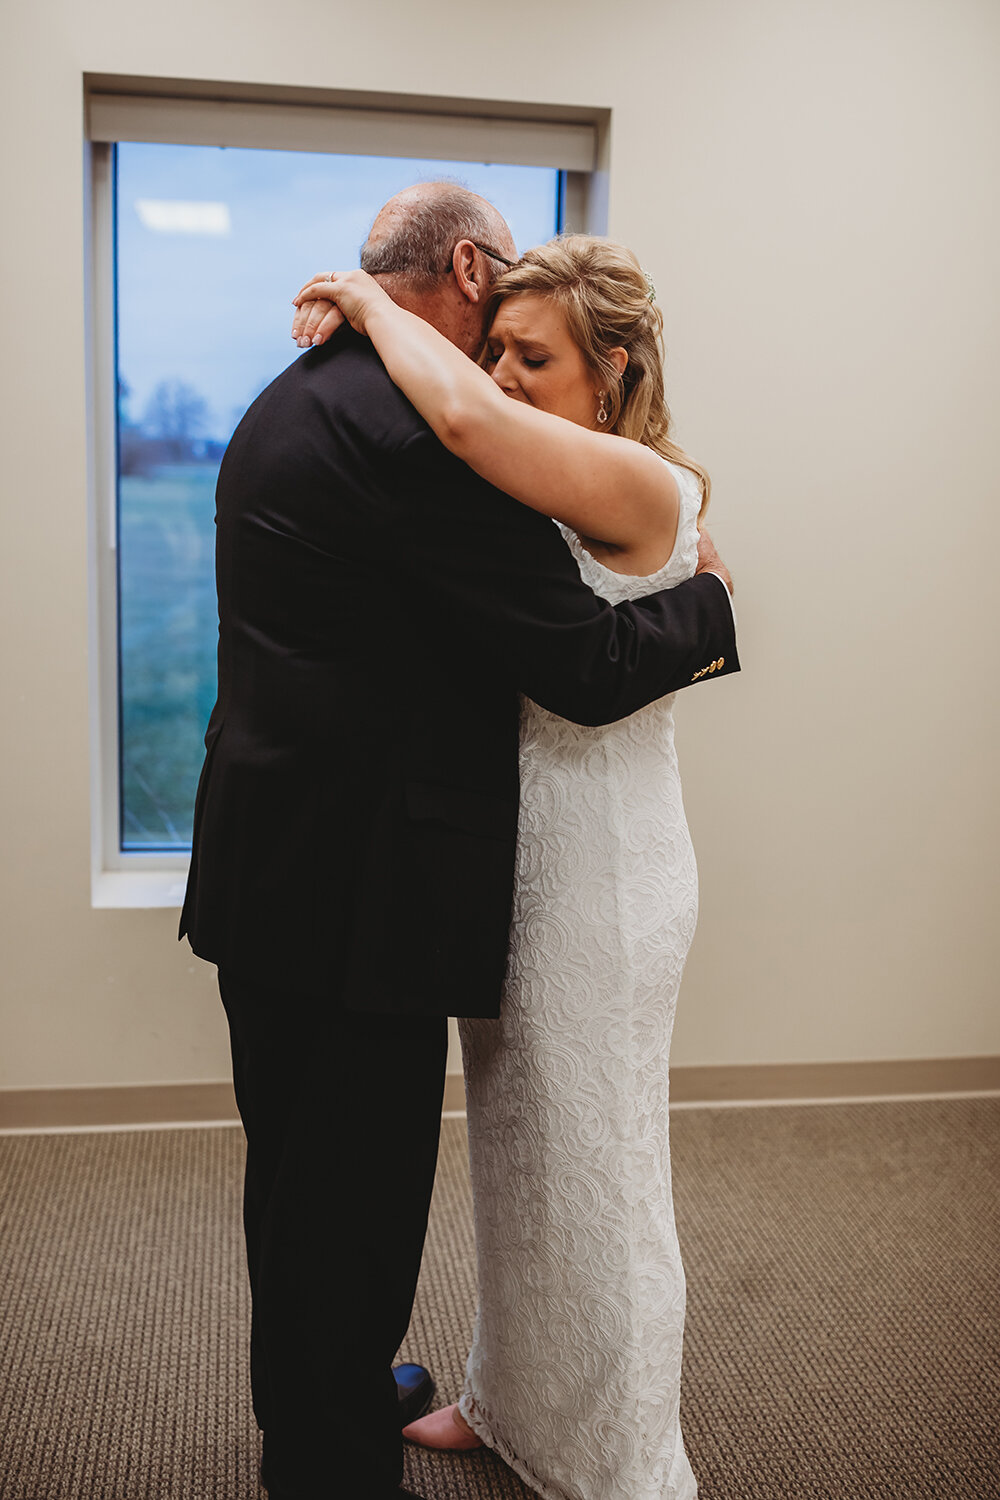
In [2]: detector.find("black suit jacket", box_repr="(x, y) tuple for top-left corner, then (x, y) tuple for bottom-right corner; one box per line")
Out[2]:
(179, 331), (739, 1016)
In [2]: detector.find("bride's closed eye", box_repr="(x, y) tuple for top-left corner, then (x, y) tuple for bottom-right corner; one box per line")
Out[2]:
(485, 343), (548, 371)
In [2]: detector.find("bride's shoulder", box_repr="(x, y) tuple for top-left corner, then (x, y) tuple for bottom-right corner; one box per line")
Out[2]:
(622, 442), (682, 502)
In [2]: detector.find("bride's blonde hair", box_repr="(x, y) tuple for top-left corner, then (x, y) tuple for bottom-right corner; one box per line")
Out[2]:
(482, 234), (710, 517)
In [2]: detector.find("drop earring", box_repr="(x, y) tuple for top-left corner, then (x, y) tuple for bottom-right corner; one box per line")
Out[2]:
(597, 392), (609, 424)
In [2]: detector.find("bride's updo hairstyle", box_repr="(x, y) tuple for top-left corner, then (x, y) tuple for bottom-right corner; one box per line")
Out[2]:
(483, 235), (710, 516)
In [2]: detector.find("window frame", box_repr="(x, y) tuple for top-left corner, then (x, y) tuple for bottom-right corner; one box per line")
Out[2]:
(86, 83), (607, 908)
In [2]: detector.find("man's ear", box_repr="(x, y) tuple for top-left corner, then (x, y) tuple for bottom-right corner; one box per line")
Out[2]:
(451, 240), (483, 304)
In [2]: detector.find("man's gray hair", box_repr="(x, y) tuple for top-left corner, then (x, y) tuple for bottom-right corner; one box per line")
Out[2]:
(360, 183), (507, 290)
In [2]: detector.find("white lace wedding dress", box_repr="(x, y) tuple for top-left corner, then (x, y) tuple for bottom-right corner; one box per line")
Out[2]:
(457, 459), (702, 1500)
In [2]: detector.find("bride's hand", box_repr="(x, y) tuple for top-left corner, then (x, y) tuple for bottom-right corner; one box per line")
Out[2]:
(291, 269), (389, 347)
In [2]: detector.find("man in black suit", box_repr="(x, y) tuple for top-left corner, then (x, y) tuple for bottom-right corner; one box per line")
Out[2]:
(180, 182), (738, 1500)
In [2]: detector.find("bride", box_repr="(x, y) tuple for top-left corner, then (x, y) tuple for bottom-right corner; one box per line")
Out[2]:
(293, 235), (726, 1500)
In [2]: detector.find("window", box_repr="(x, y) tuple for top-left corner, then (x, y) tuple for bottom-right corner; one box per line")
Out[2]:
(87, 87), (601, 900)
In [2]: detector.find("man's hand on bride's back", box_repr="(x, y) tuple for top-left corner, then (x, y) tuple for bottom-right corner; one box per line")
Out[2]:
(695, 528), (733, 595)
(291, 269), (388, 348)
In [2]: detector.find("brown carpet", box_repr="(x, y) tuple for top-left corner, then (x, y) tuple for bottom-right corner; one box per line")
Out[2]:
(0, 1098), (997, 1499)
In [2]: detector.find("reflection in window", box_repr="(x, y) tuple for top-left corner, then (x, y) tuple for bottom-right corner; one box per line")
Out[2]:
(115, 142), (561, 850)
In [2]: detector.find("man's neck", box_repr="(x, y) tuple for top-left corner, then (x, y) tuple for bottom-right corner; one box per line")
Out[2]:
(375, 274), (482, 358)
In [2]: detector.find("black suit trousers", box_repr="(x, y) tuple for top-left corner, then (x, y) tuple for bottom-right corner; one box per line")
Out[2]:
(218, 971), (448, 1499)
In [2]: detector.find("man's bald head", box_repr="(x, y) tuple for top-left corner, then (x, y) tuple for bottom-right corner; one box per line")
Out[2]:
(361, 181), (516, 294)
(357, 182), (517, 355)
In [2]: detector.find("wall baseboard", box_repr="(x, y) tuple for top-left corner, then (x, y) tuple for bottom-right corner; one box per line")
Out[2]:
(0, 1081), (240, 1133)
(1, 1056), (996, 1133)
(668, 1055), (1000, 1105)
(442, 1073), (467, 1114)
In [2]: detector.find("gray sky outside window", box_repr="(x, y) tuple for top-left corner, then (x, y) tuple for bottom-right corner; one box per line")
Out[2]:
(117, 143), (560, 440)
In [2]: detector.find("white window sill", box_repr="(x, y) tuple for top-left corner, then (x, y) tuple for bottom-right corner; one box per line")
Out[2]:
(92, 867), (190, 909)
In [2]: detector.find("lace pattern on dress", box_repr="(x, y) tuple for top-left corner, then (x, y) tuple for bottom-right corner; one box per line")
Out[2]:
(458, 459), (702, 1500)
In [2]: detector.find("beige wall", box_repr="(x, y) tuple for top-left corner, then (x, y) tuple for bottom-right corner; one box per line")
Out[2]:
(1, 0), (997, 1092)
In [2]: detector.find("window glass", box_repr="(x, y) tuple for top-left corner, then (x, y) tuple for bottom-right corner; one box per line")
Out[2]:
(115, 143), (560, 850)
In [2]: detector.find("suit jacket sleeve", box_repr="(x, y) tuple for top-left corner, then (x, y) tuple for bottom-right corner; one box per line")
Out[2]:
(387, 426), (739, 726)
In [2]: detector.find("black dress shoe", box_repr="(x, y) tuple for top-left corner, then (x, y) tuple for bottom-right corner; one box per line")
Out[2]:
(394, 1361), (435, 1427)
